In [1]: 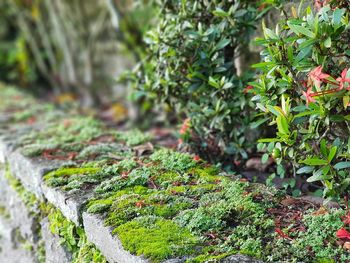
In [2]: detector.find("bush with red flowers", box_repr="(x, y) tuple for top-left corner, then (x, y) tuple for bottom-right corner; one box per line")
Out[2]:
(251, 4), (350, 198)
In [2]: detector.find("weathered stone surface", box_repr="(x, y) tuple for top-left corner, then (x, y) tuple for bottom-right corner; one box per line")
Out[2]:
(42, 185), (93, 225)
(0, 122), (41, 163)
(83, 212), (148, 263)
(0, 169), (40, 245)
(0, 213), (14, 242)
(221, 254), (264, 263)
(41, 217), (72, 263)
(0, 233), (37, 263)
(0, 135), (13, 163)
(8, 150), (64, 198)
(0, 216), (37, 263)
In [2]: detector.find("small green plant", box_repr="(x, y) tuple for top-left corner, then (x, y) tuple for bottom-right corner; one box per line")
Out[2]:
(252, 4), (350, 198)
(115, 129), (151, 146)
(20, 116), (105, 157)
(149, 149), (196, 173)
(47, 206), (106, 263)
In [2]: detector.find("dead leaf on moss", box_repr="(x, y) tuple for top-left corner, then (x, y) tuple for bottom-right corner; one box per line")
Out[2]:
(344, 242), (350, 250)
(280, 198), (298, 206)
(311, 207), (328, 216)
(133, 142), (154, 156)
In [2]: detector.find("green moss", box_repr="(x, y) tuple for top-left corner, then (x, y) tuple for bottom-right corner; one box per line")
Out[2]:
(115, 129), (151, 146)
(2, 162), (106, 263)
(4, 165), (41, 211)
(45, 167), (100, 178)
(77, 143), (133, 160)
(20, 116), (105, 157)
(115, 216), (198, 262)
(187, 252), (233, 263)
(150, 149), (196, 173)
(153, 202), (192, 218)
(44, 167), (101, 188)
(87, 185), (149, 215)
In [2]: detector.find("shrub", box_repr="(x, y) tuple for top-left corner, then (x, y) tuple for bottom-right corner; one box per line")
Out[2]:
(251, 4), (350, 198)
(134, 0), (281, 164)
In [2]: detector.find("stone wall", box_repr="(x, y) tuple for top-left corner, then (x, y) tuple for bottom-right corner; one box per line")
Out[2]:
(0, 83), (344, 262)
(0, 85), (264, 263)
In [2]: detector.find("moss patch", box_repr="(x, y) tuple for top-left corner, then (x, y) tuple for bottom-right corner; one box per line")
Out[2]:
(115, 216), (197, 262)
(115, 129), (151, 146)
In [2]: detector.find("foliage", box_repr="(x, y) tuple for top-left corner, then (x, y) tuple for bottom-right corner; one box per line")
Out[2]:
(251, 4), (350, 198)
(132, 0), (280, 163)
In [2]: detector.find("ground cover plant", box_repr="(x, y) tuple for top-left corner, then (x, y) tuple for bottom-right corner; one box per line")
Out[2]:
(251, 3), (350, 199)
(42, 147), (350, 262)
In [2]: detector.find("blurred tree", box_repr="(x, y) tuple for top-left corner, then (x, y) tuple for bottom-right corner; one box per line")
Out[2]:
(2, 0), (126, 105)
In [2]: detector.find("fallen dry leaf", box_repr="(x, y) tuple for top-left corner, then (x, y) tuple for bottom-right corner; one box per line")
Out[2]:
(343, 242), (350, 250)
(311, 207), (328, 216)
(280, 198), (298, 207)
(133, 142), (154, 156)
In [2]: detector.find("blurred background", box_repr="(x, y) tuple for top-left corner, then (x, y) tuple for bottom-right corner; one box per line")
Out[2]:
(0, 0), (307, 171)
(0, 0), (158, 123)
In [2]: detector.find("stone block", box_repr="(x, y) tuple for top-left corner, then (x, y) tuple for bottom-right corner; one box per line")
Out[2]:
(82, 212), (148, 263)
(8, 150), (63, 199)
(40, 217), (72, 263)
(42, 185), (93, 225)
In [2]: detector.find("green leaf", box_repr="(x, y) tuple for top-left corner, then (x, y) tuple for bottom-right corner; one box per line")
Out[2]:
(213, 8), (229, 17)
(251, 61), (276, 69)
(295, 45), (312, 62)
(276, 115), (289, 135)
(208, 77), (219, 88)
(324, 37), (331, 48)
(343, 96), (349, 109)
(334, 162), (350, 170)
(327, 146), (337, 162)
(215, 39), (231, 50)
(301, 158), (328, 166)
(250, 118), (269, 129)
(257, 138), (280, 143)
(333, 8), (344, 26)
(261, 153), (269, 164)
(294, 110), (318, 118)
(307, 167), (330, 182)
(266, 105), (281, 117)
(320, 139), (328, 157)
(287, 22), (315, 38)
(296, 166), (314, 174)
(264, 28), (278, 40)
